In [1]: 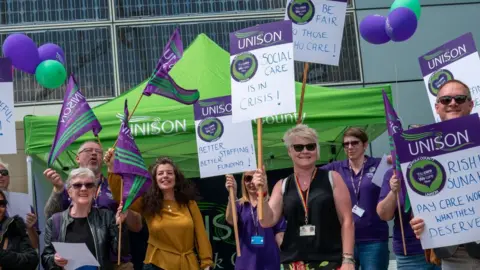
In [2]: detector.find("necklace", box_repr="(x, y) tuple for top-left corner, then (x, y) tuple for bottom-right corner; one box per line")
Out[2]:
(167, 205), (172, 212)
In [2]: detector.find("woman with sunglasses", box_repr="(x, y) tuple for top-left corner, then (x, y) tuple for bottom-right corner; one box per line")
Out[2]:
(41, 168), (129, 270)
(225, 171), (286, 269)
(104, 153), (213, 270)
(252, 124), (354, 270)
(0, 189), (39, 270)
(0, 159), (40, 250)
(320, 127), (388, 270)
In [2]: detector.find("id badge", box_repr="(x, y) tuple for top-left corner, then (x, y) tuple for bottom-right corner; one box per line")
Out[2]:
(299, 225), (315, 236)
(352, 205), (365, 217)
(251, 235), (264, 245)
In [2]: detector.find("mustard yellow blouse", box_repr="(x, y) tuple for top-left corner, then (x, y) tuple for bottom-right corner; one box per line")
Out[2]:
(108, 173), (213, 270)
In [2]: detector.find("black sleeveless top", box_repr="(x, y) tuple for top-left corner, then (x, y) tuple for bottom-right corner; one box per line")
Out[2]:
(280, 169), (342, 264)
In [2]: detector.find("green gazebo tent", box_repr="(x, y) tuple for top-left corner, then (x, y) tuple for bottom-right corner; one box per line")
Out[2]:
(24, 34), (392, 178)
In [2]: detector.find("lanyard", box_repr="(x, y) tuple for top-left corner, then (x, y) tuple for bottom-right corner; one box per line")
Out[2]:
(294, 169), (317, 225)
(349, 160), (367, 201)
(249, 203), (259, 235)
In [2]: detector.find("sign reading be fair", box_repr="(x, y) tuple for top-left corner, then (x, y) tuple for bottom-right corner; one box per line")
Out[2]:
(394, 114), (480, 249)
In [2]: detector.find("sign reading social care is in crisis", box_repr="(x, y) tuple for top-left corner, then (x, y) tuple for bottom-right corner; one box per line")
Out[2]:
(229, 20), (296, 123)
(194, 95), (257, 178)
(0, 58), (16, 155)
(285, 0), (347, 66)
(418, 32), (480, 122)
(393, 114), (480, 249)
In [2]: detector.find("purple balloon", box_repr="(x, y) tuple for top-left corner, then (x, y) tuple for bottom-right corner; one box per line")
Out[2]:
(386, 7), (418, 42)
(359, 15), (391, 45)
(2, 33), (40, 74)
(38, 43), (65, 65)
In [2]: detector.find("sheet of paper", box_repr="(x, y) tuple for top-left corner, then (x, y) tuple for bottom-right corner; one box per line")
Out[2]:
(52, 242), (99, 270)
(5, 192), (33, 219)
(371, 154), (391, 187)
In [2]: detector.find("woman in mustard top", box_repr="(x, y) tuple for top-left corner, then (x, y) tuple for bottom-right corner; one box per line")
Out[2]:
(105, 153), (213, 270)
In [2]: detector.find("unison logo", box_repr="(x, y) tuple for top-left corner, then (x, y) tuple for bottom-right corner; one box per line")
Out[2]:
(423, 45), (467, 71)
(402, 130), (473, 156)
(115, 114), (187, 137)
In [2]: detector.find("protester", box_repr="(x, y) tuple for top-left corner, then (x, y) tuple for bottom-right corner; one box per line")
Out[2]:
(410, 79), (480, 269)
(225, 171), (286, 269)
(0, 189), (39, 270)
(251, 124), (354, 270)
(43, 141), (142, 269)
(0, 159), (40, 249)
(41, 168), (129, 270)
(321, 127), (388, 270)
(105, 153), (213, 270)
(377, 169), (440, 269)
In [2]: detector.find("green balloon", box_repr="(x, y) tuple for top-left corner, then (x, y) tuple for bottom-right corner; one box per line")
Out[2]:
(35, 60), (67, 89)
(390, 0), (421, 20)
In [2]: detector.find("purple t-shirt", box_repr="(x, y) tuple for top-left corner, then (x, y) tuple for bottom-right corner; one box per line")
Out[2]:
(378, 169), (423, 255)
(61, 175), (117, 212)
(321, 156), (389, 243)
(234, 201), (286, 270)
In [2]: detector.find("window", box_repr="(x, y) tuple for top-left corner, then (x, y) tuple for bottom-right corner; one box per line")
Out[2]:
(0, 0), (109, 25)
(117, 12), (360, 92)
(0, 27), (114, 103)
(114, 0), (353, 19)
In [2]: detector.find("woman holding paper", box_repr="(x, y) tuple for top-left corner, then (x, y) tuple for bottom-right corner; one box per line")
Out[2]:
(224, 171), (286, 269)
(41, 168), (129, 270)
(0, 189), (39, 270)
(321, 127), (389, 270)
(104, 154), (214, 270)
(252, 124), (355, 270)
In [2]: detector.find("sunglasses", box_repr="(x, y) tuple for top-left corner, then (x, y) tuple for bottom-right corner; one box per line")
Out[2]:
(343, 141), (361, 148)
(0, 169), (8, 177)
(244, 175), (253, 183)
(71, 182), (96, 190)
(292, 143), (317, 152)
(437, 95), (470, 105)
(0, 200), (7, 208)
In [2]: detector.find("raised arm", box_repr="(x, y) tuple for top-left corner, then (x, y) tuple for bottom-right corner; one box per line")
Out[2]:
(331, 171), (355, 261)
(377, 170), (399, 221)
(253, 168), (283, 228)
(224, 174), (238, 226)
(43, 169), (70, 219)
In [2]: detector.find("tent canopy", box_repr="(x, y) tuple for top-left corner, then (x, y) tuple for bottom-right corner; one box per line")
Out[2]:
(24, 34), (392, 178)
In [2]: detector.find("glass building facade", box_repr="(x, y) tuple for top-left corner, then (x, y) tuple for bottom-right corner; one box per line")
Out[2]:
(0, 0), (360, 105)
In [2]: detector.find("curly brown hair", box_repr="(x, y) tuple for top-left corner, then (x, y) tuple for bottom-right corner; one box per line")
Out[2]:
(142, 157), (196, 216)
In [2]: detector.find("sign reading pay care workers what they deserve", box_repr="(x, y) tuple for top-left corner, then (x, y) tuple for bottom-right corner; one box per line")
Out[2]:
(393, 114), (480, 249)
(0, 58), (16, 155)
(229, 20), (296, 123)
(418, 32), (480, 122)
(285, 0), (347, 66)
(194, 96), (257, 178)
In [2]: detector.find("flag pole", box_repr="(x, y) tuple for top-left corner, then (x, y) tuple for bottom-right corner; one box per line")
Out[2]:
(296, 62), (309, 124)
(112, 94), (144, 149)
(117, 179), (124, 265)
(394, 169), (407, 256)
(257, 119), (264, 220)
(229, 187), (241, 256)
(94, 134), (103, 149)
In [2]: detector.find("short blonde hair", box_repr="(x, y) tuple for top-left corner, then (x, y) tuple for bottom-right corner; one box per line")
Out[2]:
(283, 124), (320, 157)
(0, 159), (9, 170)
(66, 168), (98, 189)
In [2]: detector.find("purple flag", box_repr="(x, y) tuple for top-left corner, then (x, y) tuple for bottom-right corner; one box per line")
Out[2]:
(113, 99), (151, 211)
(142, 28), (200, 105)
(382, 90), (410, 212)
(47, 75), (102, 166)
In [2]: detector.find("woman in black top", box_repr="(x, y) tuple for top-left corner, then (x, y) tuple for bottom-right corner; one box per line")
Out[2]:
(0, 189), (39, 270)
(253, 124), (355, 270)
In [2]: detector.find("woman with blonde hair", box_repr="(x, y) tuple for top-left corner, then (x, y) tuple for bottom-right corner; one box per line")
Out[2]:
(252, 124), (354, 270)
(225, 171), (286, 269)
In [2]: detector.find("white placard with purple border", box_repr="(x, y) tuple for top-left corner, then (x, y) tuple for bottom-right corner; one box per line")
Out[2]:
(393, 114), (480, 249)
(229, 20), (296, 123)
(194, 96), (257, 178)
(419, 32), (480, 123)
(285, 0), (347, 66)
(0, 58), (16, 155)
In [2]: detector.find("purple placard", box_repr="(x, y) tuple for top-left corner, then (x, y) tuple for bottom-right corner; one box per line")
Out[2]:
(0, 58), (12, 83)
(194, 95), (232, 121)
(229, 20), (293, 55)
(418, 32), (477, 77)
(393, 113), (480, 163)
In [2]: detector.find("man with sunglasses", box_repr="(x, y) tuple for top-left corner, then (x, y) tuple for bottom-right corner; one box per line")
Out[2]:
(410, 79), (479, 269)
